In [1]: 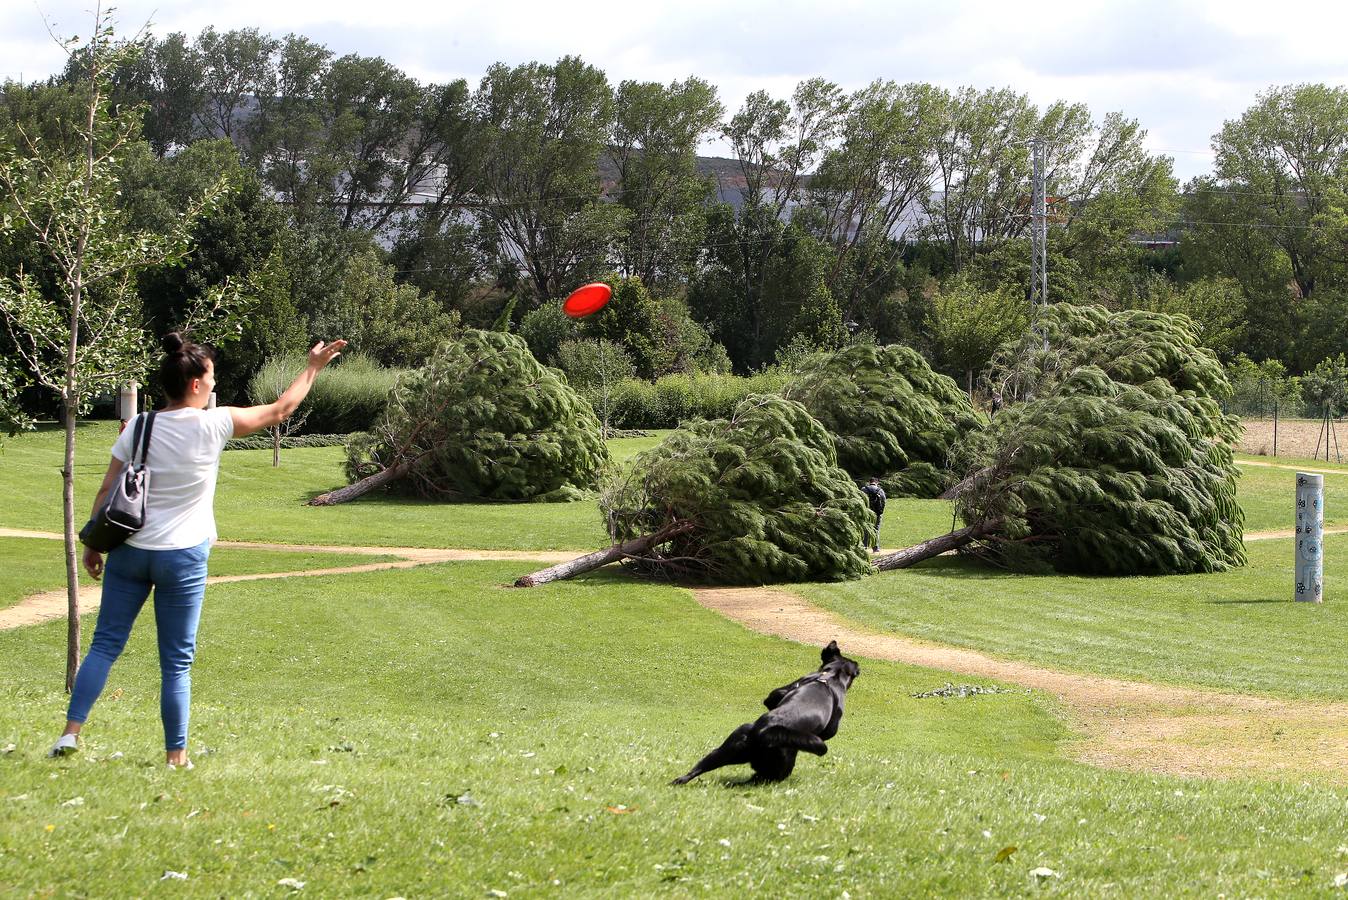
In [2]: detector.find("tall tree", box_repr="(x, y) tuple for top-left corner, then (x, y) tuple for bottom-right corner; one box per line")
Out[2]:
(723, 78), (843, 216)
(924, 87), (1041, 269)
(473, 56), (624, 302)
(1050, 112), (1178, 295)
(250, 34), (333, 222)
(608, 76), (722, 289)
(688, 213), (836, 371)
(321, 54), (424, 231)
(1206, 84), (1348, 300)
(0, 16), (233, 689)
(118, 138), (289, 400)
(805, 81), (944, 314)
(193, 27), (278, 142)
(386, 77), (486, 301)
(688, 81), (845, 370)
(141, 32), (205, 154)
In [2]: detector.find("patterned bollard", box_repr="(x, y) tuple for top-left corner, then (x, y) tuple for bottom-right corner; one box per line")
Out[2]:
(117, 380), (138, 434)
(1295, 472), (1323, 603)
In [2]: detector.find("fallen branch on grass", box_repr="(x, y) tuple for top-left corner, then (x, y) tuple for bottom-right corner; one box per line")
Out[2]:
(514, 520), (696, 587)
(872, 519), (1002, 571)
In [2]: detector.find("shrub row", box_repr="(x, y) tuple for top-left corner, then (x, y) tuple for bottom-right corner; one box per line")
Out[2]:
(247, 353), (792, 434)
(248, 353), (407, 434)
(607, 371), (792, 429)
(224, 433), (350, 451)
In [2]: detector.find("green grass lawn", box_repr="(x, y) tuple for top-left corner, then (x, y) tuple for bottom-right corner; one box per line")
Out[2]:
(0, 423), (622, 550)
(0, 536), (396, 611)
(10, 423), (1348, 893)
(6, 563), (1348, 896)
(799, 534), (1348, 701)
(1237, 450), (1348, 473)
(7, 424), (1325, 552)
(1235, 456), (1348, 533)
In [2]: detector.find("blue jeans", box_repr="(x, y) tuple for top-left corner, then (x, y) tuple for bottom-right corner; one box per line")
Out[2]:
(67, 539), (211, 750)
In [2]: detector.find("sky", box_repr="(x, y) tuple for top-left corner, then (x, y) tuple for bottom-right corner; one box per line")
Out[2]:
(4, 0), (1347, 183)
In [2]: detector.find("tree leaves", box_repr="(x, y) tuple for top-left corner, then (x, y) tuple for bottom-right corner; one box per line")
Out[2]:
(602, 394), (873, 584)
(785, 343), (985, 497)
(344, 329), (608, 501)
(961, 305), (1245, 575)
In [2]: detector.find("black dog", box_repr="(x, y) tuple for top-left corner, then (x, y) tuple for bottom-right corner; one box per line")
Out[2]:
(672, 641), (859, 784)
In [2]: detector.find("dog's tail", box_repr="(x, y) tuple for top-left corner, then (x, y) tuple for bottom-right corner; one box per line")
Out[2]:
(756, 725), (828, 756)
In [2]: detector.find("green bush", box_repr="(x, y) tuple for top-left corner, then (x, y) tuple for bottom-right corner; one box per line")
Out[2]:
(610, 379), (660, 428)
(653, 376), (695, 426)
(342, 330), (607, 501)
(224, 433), (349, 451)
(608, 371), (792, 429)
(519, 303), (574, 365)
(249, 353), (406, 435)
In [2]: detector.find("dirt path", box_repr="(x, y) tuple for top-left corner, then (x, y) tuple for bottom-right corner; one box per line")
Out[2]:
(693, 586), (1348, 781)
(1246, 524), (1348, 541)
(0, 528), (572, 630)
(8, 526), (1348, 781)
(1237, 459), (1348, 476)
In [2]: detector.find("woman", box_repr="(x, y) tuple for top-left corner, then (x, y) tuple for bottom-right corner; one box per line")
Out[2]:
(49, 333), (347, 767)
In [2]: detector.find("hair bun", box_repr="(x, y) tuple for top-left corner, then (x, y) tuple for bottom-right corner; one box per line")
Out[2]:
(162, 332), (185, 354)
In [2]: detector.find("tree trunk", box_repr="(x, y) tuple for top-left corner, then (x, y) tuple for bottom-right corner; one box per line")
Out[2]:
(308, 460), (413, 506)
(937, 466), (995, 501)
(272, 425), (281, 468)
(61, 30), (101, 693)
(514, 520), (696, 587)
(872, 518), (1001, 571)
(62, 399), (81, 692)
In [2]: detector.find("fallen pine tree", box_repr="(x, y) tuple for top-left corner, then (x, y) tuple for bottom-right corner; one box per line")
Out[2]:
(783, 343), (985, 497)
(310, 329), (608, 505)
(922, 305), (1245, 574)
(871, 518), (1003, 571)
(515, 395), (874, 586)
(517, 307), (1244, 585)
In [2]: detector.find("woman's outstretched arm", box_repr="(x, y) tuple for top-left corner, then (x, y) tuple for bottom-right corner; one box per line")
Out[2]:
(228, 340), (347, 438)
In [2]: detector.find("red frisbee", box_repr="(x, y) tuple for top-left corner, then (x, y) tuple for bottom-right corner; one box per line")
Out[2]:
(562, 282), (612, 318)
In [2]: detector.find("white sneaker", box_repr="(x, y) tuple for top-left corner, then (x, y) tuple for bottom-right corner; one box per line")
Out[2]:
(47, 734), (78, 758)
(167, 760), (194, 770)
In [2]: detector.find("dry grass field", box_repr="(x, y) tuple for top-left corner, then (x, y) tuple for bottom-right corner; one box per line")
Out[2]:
(1241, 417), (1348, 460)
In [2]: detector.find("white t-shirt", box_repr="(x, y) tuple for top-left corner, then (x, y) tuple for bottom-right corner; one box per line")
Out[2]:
(110, 407), (235, 550)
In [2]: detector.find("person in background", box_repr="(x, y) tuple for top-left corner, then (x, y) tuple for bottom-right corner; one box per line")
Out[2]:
(861, 476), (886, 553)
(48, 333), (346, 767)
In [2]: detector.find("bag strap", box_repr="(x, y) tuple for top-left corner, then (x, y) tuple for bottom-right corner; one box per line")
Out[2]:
(129, 414), (146, 468)
(135, 410), (158, 468)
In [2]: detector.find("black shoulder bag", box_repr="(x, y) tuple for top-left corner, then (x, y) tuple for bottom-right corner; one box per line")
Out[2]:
(79, 411), (157, 553)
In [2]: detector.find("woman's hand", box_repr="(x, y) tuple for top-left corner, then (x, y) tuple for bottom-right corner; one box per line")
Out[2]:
(307, 340), (347, 371)
(83, 547), (104, 580)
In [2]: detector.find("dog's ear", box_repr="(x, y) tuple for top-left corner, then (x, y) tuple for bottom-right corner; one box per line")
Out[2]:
(821, 640), (841, 663)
